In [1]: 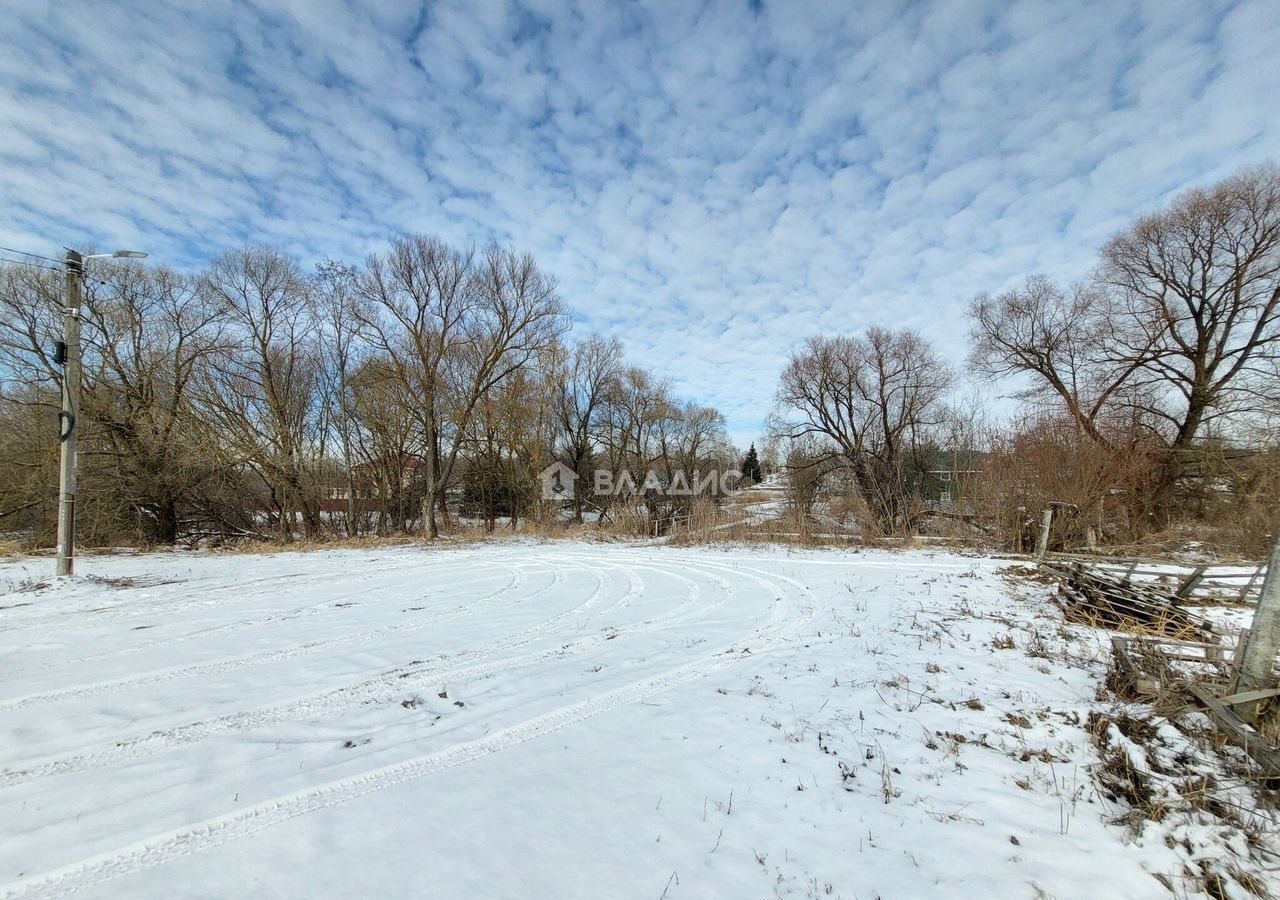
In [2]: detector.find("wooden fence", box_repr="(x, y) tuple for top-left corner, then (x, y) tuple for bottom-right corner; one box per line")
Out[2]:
(1045, 553), (1267, 605)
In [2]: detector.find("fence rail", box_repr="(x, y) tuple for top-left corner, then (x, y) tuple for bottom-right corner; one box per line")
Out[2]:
(1044, 553), (1266, 605)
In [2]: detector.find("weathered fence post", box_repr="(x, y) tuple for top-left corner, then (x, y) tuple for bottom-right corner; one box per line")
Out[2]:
(1234, 533), (1280, 723)
(1175, 564), (1207, 600)
(1241, 561), (1266, 604)
(1034, 507), (1053, 559)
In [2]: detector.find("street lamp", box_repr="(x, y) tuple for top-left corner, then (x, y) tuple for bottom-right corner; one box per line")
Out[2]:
(86, 251), (148, 260)
(55, 248), (149, 577)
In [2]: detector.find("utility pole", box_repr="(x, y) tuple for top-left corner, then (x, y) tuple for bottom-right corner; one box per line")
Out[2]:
(50, 248), (147, 576)
(55, 249), (83, 577)
(1234, 531), (1280, 723)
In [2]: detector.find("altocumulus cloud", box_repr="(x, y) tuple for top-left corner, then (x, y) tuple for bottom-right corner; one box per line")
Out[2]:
(1, 0), (1277, 444)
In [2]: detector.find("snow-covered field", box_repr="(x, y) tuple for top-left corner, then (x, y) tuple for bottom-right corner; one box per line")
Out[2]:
(0, 543), (1259, 898)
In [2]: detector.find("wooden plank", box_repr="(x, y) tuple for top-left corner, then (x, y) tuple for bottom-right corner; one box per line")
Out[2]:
(1187, 684), (1280, 780)
(1110, 637), (1160, 696)
(1241, 563), (1267, 603)
(1216, 687), (1280, 707)
(1056, 563), (1218, 641)
(1194, 583), (1258, 594)
(1130, 636), (1223, 651)
(1231, 634), (1248, 674)
(1047, 552), (1259, 579)
(1091, 565), (1177, 578)
(1175, 565), (1206, 600)
(1126, 637), (1223, 661)
(1110, 636), (1139, 690)
(1084, 575), (1215, 625)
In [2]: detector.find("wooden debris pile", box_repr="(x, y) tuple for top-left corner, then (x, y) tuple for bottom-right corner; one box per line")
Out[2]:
(1045, 554), (1266, 606)
(1050, 562), (1216, 642)
(1108, 635), (1233, 697)
(1040, 555), (1280, 782)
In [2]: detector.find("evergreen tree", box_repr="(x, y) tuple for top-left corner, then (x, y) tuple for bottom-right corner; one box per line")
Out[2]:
(741, 444), (762, 484)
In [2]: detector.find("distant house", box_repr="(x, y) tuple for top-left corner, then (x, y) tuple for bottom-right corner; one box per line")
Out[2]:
(906, 449), (984, 519)
(321, 454), (426, 512)
(924, 468), (973, 504)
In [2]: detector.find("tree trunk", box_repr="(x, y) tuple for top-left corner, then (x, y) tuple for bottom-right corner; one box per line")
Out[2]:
(150, 497), (179, 544)
(424, 414), (439, 539)
(423, 495), (438, 539)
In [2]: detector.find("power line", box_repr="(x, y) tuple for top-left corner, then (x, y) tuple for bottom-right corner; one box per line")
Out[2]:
(0, 253), (122, 284)
(0, 254), (61, 272)
(0, 245), (62, 264)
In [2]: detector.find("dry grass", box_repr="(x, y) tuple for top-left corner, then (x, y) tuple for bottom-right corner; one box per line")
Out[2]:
(1087, 694), (1280, 899)
(214, 532), (436, 555)
(1088, 712), (1164, 831)
(1256, 700), (1280, 747)
(1, 511), (638, 559)
(997, 564), (1059, 585)
(0, 490), (1045, 557)
(1093, 525), (1265, 565)
(668, 500), (885, 550)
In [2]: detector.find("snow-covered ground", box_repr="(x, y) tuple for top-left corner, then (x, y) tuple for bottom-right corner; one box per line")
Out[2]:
(0, 543), (1265, 898)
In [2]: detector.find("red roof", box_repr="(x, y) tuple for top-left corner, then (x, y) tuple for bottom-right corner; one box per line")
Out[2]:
(354, 454), (425, 472)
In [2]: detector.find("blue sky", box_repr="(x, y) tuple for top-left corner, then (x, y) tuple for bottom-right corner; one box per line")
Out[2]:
(2, 0), (1277, 447)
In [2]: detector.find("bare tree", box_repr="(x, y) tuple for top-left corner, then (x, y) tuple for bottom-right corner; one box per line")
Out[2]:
(313, 260), (365, 537)
(594, 366), (677, 525)
(0, 263), (63, 395)
(968, 277), (1150, 445)
(0, 261), (225, 543)
(774, 327), (951, 532)
(553, 333), (623, 522)
(643, 400), (733, 529)
(463, 366), (546, 531)
(358, 236), (474, 538)
(81, 264), (225, 542)
(442, 244), (566, 525)
(0, 239), (730, 550)
(969, 164), (1280, 525)
(669, 403), (728, 477)
(348, 354), (422, 534)
(0, 264), (65, 536)
(199, 247), (324, 539)
(359, 237), (565, 538)
(1099, 163), (1280, 511)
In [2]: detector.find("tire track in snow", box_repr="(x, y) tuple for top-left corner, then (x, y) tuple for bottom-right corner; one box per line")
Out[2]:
(0, 559), (813, 900)
(555, 552), (816, 636)
(0, 556), (741, 786)
(0, 551), (488, 633)
(659, 552), (985, 572)
(0, 571), (348, 632)
(2, 557), (797, 789)
(0, 562), (548, 711)
(24, 557), (520, 673)
(0, 561), (626, 786)
(10, 551), (576, 680)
